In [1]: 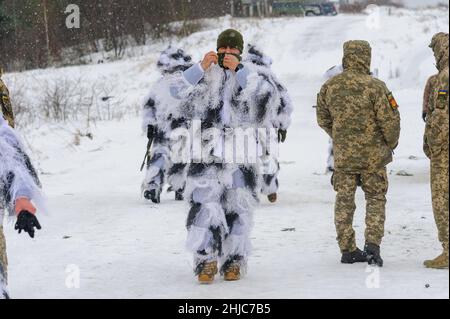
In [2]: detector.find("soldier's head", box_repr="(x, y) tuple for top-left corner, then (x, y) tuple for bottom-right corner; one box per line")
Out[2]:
(342, 40), (372, 74)
(217, 29), (244, 68)
(157, 46), (193, 75)
(430, 32), (449, 71)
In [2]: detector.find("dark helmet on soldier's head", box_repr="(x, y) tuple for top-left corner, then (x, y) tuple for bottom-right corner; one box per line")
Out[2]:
(217, 29), (244, 53)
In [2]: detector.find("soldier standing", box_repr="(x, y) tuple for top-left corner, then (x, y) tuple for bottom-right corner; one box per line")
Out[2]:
(141, 47), (193, 203)
(423, 32), (449, 269)
(317, 41), (401, 267)
(244, 44), (293, 203)
(170, 29), (288, 283)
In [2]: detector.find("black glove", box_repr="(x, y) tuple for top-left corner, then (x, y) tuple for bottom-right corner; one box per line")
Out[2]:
(15, 211), (42, 238)
(278, 129), (287, 143)
(422, 112), (427, 123)
(147, 125), (156, 140)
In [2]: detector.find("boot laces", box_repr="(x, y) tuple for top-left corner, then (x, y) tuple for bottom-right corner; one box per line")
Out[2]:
(201, 262), (218, 276)
(225, 263), (240, 275)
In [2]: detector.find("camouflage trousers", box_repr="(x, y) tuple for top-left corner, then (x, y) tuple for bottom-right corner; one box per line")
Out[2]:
(430, 149), (449, 252)
(333, 168), (388, 253)
(0, 224), (7, 283)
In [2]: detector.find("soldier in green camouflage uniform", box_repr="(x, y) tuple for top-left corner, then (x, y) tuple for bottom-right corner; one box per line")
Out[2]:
(317, 41), (401, 267)
(423, 32), (449, 269)
(0, 71), (15, 128)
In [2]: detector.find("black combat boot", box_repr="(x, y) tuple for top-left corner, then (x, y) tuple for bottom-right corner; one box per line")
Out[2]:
(144, 189), (160, 204)
(341, 248), (368, 264)
(175, 189), (184, 201)
(365, 243), (384, 267)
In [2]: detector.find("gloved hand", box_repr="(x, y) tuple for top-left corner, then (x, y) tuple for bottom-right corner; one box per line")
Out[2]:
(15, 211), (41, 238)
(278, 129), (287, 143)
(422, 112), (427, 122)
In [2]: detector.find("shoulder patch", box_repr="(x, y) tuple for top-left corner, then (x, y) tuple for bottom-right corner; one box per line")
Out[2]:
(1, 93), (10, 106)
(387, 92), (399, 109)
(436, 90), (448, 109)
(438, 89), (448, 100)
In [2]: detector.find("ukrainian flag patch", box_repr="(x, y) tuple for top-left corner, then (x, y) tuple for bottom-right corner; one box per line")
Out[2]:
(438, 90), (448, 99)
(437, 89), (448, 109)
(387, 92), (399, 109)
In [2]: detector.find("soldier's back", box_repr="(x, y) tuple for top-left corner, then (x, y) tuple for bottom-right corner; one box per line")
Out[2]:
(323, 71), (393, 172)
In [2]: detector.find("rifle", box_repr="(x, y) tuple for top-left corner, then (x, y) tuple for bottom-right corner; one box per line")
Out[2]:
(140, 125), (156, 172)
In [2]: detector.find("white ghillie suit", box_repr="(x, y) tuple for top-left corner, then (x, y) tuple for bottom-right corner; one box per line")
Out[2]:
(169, 52), (289, 275)
(141, 47), (194, 202)
(323, 65), (343, 173)
(0, 117), (44, 299)
(244, 45), (293, 196)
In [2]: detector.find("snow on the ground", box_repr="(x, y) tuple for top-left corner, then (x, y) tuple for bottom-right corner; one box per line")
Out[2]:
(2, 7), (449, 299)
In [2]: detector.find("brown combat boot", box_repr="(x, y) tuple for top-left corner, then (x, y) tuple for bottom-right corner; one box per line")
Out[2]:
(198, 261), (218, 284)
(224, 263), (241, 281)
(424, 249), (449, 269)
(268, 193), (277, 203)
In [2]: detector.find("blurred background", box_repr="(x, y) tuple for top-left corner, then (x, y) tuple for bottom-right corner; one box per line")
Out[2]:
(0, 0), (447, 72)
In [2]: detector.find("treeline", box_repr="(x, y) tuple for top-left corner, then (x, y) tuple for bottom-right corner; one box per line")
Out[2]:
(0, 0), (234, 72)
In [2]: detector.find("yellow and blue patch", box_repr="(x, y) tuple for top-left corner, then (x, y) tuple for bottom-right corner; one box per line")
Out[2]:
(438, 90), (448, 99)
(437, 90), (448, 109)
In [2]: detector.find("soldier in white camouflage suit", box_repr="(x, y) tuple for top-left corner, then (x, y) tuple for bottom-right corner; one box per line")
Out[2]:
(244, 44), (293, 203)
(168, 30), (291, 283)
(0, 116), (44, 299)
(141, 47), (194, 203)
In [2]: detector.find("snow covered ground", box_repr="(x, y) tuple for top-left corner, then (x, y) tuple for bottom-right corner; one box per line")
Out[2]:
(3, 7), (449, 299)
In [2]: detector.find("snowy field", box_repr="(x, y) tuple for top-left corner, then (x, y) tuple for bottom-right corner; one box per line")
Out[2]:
(2, 7), (449, 299)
